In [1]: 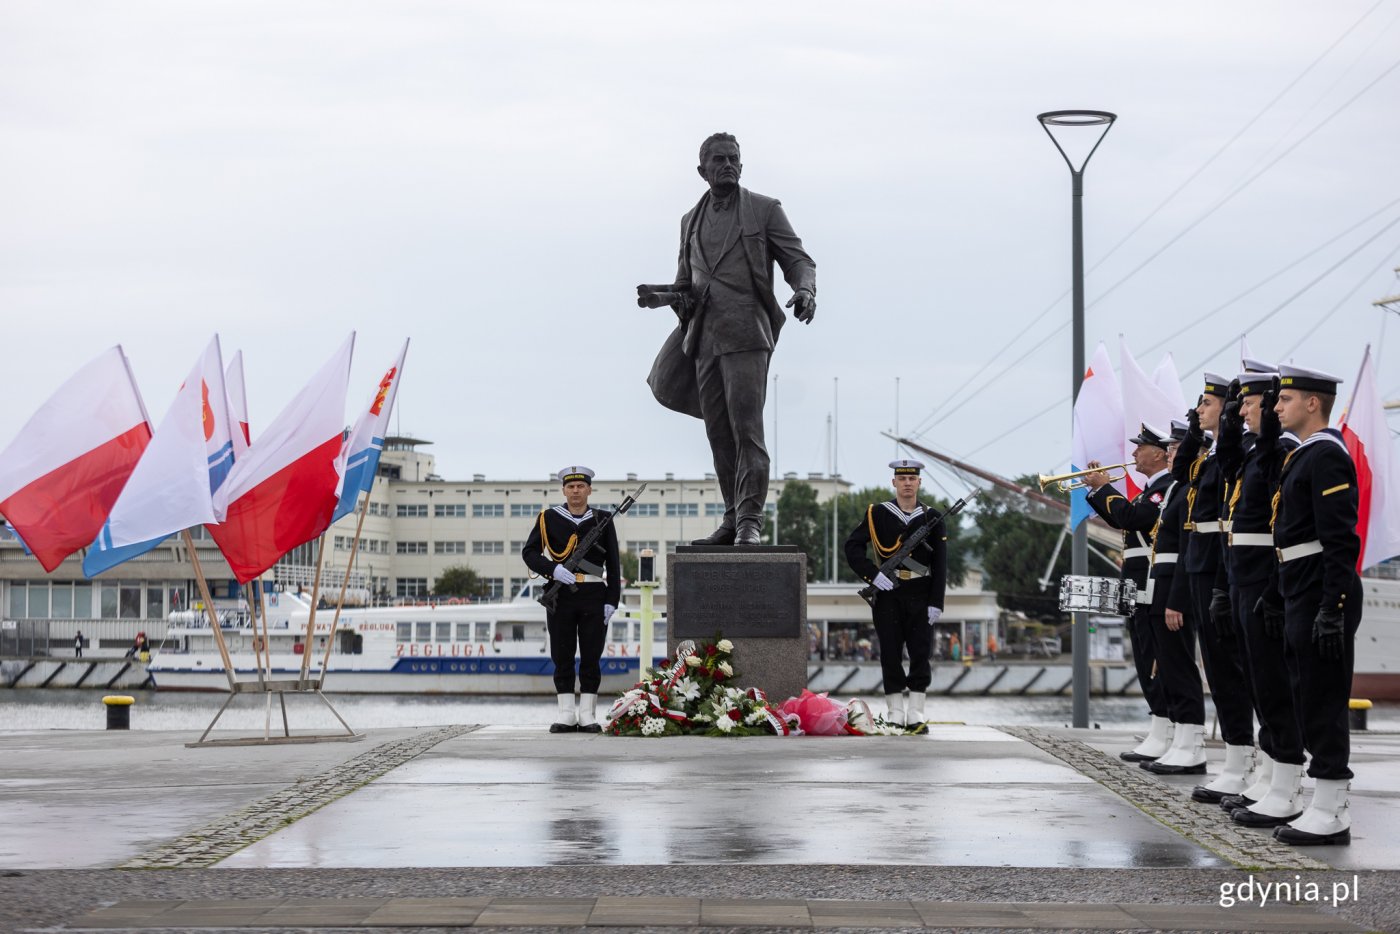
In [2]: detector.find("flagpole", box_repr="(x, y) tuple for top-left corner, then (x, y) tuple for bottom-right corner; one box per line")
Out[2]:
(248, 576), (268, 680)
(300, 534), (329, 681)
(319, 494), (371, 686)
(182, 529), (237, 691)
(252, 581), (268, 690)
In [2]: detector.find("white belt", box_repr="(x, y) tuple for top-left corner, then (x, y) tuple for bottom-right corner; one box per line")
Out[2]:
(1193, 520), (1229, 534)
(574, 573), (606, 584)
(1153, 552), (1177, 565)
(1230, 532), (1274, 547)
(1135, 578), (1156, 605)
(894, 569), (926, 580)
(1123, 547), (1151, 560)
(1277, 541), (1323, 563)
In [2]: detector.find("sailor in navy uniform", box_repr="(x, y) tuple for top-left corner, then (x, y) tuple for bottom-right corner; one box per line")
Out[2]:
(1223, 371), (1307, 822)
(843, 459), (947, 733)
(1150, 374), (1256, 777)
(1266, 365), (1363, 846)
(1147, 419), (1206, 766)
(521, 466), (622, 734)
(1081, 424), (1174, 762)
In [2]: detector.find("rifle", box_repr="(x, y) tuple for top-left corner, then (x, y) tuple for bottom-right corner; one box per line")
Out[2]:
(536, 482), (649, 614)
(857, 489), (980, 608)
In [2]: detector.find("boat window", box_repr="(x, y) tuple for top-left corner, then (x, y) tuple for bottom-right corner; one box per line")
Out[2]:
(611, 621), (627, 642)
(415, 621), (432, 642)
(397, 622), (412, 642)
(455, 623), (472, 642)
(511, 624), (525, 641)
(436, 621), (451, 643)
(654, 622), (667, 643)
(475, 622), (490, 642)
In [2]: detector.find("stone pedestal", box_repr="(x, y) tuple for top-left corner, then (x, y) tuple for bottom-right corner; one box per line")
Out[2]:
(667, 546), (807, 702)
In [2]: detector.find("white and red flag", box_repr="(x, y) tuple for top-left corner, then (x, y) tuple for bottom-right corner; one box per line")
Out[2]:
(209, 334), (354, 583)
(1070, 341), (1124, 529)
(1119, 337), (1181, 496)
(1339, 345), (1400, 571)
(332, 340), (409, 524)
(0, 347), (152, 571)
(1151, 352), (1189, 416)
(225, 349), (251, 457)
(84, 337), (236, 577)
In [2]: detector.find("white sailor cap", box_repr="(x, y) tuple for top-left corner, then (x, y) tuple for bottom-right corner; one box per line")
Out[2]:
(1129, 423), (1170, 450)
(889, 458), (925, 476)
(1242, 356), (1276, 374)
(557, 465), (595, 485)
(1236, 371), (1277, 396)
(1169, 418), (1189, 442)
(1202, 372), (1229, 398)
(1278, 365), (1342, 395)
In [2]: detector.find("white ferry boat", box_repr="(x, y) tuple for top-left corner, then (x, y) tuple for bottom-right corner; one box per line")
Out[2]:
(148, 582), (667, 693)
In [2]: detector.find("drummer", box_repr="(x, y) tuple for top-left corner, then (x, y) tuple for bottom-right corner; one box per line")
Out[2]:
(1081, 424), (1174, 762)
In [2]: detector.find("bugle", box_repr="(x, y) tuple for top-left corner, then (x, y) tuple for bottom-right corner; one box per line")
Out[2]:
(1037, 462), (1132, 492)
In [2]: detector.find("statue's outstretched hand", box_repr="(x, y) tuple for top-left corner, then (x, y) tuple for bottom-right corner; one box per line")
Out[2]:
(786, 289), (816, 324)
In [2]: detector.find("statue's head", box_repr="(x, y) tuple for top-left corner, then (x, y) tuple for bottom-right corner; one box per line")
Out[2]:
(697, 132), (742, 193)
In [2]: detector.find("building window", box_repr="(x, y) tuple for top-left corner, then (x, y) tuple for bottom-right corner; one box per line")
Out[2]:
(396, 578), (429, 598)
(510, 577), (529, 598)
(397, 541), (428, 555)
(510, 540), (528, 553)
(666, 503), (698, 517)
(666, 541), (688, 553)
(705, 502), (726, 516)
(510, 503), (542, 518)
(631, 502), (659, 517)
(435, 541), (466, 555)
(146, 587), (165, 620)
(397, 504), (428, 518)
(626, 541), (658, 554)
(74, 583), (93, 618)
(765, 502), (777, 515)
(472, 541), (505, 555)
(482, 578), (505, 600)
(119, 585), (142, 619)
(435, 503), (466, 518)
(50, 584), (73, 619)
(472, 503), (505, 518)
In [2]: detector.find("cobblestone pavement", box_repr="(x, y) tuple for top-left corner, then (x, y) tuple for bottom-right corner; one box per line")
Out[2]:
(120, 725), (479, 869)
(1003, 726), (1328, 871)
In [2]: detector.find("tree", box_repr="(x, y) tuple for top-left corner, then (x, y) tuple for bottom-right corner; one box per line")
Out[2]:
(773, 481), (824, 581)
(963, 477), (1071, 623)
(619, 549), (640, 585)
(434, 564), (491, 599)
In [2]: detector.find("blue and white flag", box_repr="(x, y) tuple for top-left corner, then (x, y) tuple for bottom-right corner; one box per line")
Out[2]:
(1069, 342), (1123, 531)
(332, 340), (408, 524)
(84, 336), (237, 576)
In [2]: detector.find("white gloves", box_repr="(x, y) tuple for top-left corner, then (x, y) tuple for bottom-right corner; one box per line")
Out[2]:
(927, 607), (942, 624)
(603, 605), (616, 623)
(551, 564), (576, 586)
(873, 572), (895, 591)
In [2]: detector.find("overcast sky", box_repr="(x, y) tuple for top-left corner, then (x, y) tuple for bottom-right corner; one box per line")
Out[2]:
(3, 1), (1398, 496)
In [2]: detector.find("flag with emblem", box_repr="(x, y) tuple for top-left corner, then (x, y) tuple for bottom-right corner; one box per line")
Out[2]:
(332, 339), (409, 524)
(1339, 345), (1400, 570)
(1070, 342), (1124, 530)
(83, 337), (236, 577)
(208, 334), (354, 582)
(0, 347), (152, 572)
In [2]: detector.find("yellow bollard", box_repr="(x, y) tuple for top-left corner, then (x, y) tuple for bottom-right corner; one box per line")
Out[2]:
(1349, 698), (1372, 732)
(103, 695), (135, 730)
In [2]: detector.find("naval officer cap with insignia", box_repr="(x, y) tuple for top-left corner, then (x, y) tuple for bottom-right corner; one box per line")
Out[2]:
(558, 466), (595, 486)
(1170, 418), (1190, 443)
(1242, 356), (1277, 375)
(1129, 423), (1171, 450)
(890, 458), (924, 476)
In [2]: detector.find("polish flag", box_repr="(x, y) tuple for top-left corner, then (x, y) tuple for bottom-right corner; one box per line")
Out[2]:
(0, 347), (152, 571)
(332, 340), (409, 524)
(1070, 342), (1124, 530)
(225, 350), (251, 456)
(84, 337), (236, 577)
(1120, 337), (1181, 496)
(1339, 346), (1400, 571)
(209, 335), (354, 583)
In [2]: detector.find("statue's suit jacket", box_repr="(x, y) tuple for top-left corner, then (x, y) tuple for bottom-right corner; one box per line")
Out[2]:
(647, 187), (816, 419)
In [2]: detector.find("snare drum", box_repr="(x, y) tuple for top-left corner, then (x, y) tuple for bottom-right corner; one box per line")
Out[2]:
(1059, 575), (1137, 616)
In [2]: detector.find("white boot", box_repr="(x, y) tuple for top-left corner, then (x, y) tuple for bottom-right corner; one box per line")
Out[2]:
(1236, 751), (1275, 805)
(884, 693), (905, 728)
(577, 693), (601, 733)
(1275, 778), (1351, 845)
(1194, 744), (1255, 800)
(1122, 715), (1173, 761)
(549, 693), (578, 733)
(1145, 723), (1206, 773)
(1234, 762), (1305, 826)
(906, 692), (928, 734)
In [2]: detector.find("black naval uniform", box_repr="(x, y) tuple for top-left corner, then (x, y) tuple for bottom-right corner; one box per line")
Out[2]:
(1087, 470), (1173, 721)
(521, 505), (622, 696)
(844, 501), (948, 694)
(1271, 429), (1363, 781)
(1227, 427), (1302, 768)
(1152, 477), (1205, 725)
(1180, 440), (1255, 746)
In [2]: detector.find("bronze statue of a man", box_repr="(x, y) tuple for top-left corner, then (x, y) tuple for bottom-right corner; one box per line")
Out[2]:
(639, 133), (817, 546)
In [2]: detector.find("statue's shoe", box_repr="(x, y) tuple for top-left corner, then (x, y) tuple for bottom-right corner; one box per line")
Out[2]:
(692, 525), (736, 546)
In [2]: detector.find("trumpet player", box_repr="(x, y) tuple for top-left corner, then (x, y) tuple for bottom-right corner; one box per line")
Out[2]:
(1080, 425), (1174, 762)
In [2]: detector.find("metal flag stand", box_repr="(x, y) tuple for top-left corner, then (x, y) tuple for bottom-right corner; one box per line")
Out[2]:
(183, 529), (363, 748)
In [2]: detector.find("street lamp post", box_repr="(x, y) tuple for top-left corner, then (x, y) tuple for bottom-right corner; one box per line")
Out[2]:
(1038, 109), (1116, 730)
